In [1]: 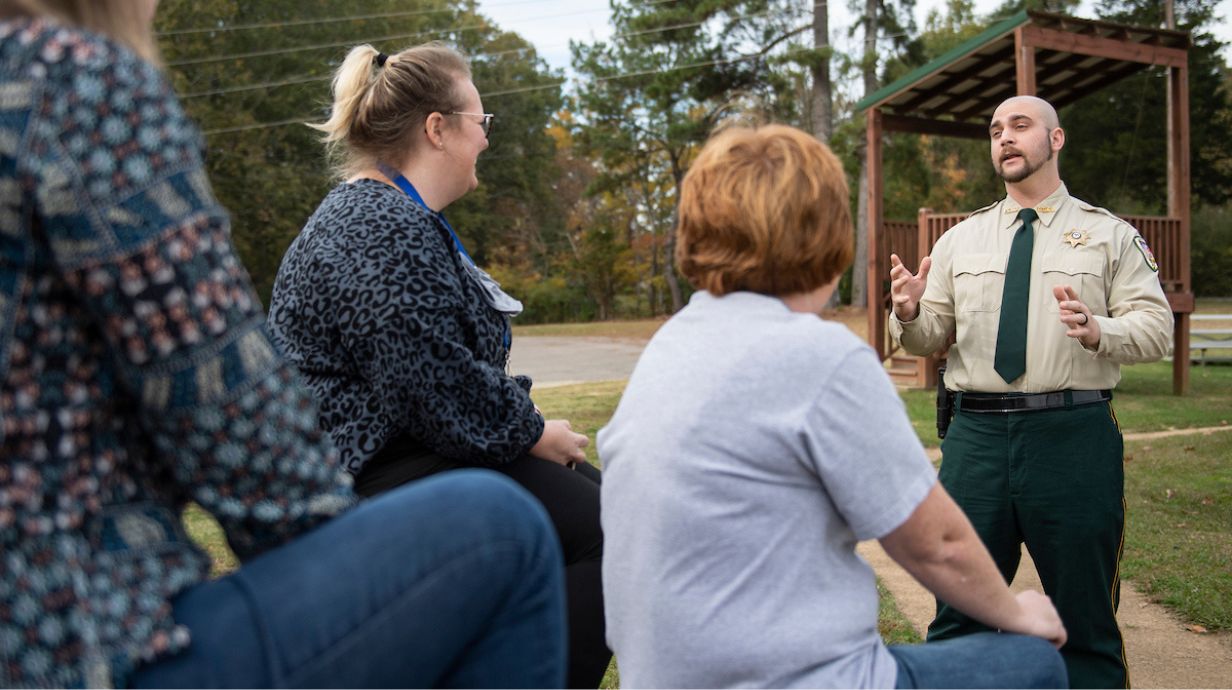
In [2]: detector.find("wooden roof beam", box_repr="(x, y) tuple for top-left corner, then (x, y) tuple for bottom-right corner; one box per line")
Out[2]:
(881, 113), (989, 139)
(1020, 25), (1187, 67)
(1036, 50), (1102, 77)
(1046, 61), (1149, 111)
(894, 50), (1010, 112)
(950, 82), (1018, 121)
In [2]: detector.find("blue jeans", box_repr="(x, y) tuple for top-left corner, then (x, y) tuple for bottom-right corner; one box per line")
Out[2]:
(132, 470), (566, 688)
(889, 632), (1067, 688)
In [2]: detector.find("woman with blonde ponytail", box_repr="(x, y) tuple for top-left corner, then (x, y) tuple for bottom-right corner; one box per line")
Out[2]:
(268, 41), (612, 688)
(0, 2), (567, 687)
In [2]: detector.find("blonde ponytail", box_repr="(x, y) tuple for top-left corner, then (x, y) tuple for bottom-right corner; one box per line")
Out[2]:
(310, 41), (472, 179)
(308, 44), (381, 147)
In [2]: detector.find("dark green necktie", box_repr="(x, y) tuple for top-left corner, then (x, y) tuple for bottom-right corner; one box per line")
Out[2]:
(993, 208), (1038, 383)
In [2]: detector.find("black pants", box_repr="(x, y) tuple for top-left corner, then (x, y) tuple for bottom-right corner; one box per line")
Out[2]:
(356, 447), (610, 688)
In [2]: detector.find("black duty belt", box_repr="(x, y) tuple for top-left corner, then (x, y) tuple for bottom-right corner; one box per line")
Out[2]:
(957, 389), (1112, 414)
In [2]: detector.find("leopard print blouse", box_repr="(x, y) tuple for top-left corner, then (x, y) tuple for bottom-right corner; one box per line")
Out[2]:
(268, 180), (544, 475)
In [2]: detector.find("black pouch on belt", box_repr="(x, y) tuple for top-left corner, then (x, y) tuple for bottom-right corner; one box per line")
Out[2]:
(936, 364), (955, 439)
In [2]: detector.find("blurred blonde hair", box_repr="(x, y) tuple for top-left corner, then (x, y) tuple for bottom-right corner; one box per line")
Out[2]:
(0, 0), (160, 63)
(310, 42), (471, 179)
(676, 124), (853, 297)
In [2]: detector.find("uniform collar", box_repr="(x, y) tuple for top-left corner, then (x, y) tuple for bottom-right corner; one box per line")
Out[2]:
(998, 182), (1070, 230)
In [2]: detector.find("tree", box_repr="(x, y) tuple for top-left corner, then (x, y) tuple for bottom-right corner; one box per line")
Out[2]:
(811, 0), (834, 142)
(850, 0), (924, 308)
(572, 0), (812, 313)
(156, 0), (565, 303)
(1060, 0), (1231, 210)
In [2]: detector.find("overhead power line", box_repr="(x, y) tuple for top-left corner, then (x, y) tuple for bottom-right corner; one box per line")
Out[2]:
(181, 72), (328, 100)
(203, 43), (815, 137)
(168, 7), (611, 67)
(164, 0), (770, 69)
(157, 0), (675, 37)
(157, 6), (450, 37)
(204, 115), (317, 136)
(169, 28), (463, 68)
(175, 1), (813, 96)
(180, 44), (546, 100)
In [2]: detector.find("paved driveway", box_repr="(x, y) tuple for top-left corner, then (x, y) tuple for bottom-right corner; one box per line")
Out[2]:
(509, 336), (646, 387)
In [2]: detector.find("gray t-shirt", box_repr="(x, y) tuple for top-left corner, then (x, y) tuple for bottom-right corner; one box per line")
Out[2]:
(598, 291), (936, 688)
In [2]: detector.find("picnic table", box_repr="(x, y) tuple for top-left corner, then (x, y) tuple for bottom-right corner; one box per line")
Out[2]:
(1190, 314), (1232, 363)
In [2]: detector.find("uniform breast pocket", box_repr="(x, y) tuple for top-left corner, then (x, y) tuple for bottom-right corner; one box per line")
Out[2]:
(1041, 254), (1105, 313)
(953, 254), (1005, 312)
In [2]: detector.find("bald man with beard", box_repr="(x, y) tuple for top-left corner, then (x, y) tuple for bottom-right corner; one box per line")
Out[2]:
(888, 96), (1173, 688)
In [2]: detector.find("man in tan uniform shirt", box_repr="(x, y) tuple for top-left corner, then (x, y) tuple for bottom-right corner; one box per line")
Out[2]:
(888, 95), (1172, 688)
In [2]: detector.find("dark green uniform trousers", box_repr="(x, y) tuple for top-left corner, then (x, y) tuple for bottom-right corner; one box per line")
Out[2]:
(926, 396), (1129, 689)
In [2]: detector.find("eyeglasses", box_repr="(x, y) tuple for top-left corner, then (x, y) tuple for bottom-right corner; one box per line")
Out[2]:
(447, 111), (494, 138)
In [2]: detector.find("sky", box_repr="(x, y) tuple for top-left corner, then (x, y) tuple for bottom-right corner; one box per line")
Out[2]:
(477, 0), (1231, 78)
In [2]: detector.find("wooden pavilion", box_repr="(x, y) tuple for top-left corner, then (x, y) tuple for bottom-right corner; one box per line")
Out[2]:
(856, 9), (1194, 394)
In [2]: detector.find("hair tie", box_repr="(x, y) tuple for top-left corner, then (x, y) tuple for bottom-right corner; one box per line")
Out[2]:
(375, 52), (388, 67)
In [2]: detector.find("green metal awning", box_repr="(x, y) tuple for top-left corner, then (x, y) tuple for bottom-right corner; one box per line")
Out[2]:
(855, 9), (1191, 125)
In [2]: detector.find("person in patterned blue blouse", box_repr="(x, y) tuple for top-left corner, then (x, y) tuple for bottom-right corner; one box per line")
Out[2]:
(0, 1), (567, 687)
(267, 41), (610, 688)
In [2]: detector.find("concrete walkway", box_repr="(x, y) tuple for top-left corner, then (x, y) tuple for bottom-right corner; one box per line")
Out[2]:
(515, 334), (1232, 688)
(509, 336), (645, 388)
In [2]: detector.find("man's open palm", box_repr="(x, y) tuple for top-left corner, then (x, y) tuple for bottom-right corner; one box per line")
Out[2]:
(889, 254), (932, 322)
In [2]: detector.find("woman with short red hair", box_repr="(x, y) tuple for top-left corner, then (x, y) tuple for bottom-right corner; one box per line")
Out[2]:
(599, 124), (1068, 689)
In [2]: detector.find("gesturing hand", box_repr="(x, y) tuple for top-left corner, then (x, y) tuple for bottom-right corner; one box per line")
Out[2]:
(889, 254), (932, 322)
(1053, 285), (1101, 350)
(530, 419), (590, 467)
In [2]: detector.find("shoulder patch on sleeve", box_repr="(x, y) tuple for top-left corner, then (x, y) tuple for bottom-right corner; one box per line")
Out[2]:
(1133, 235), (1159, 272)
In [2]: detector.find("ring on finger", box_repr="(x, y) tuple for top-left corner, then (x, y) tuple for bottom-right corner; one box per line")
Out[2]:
(1077, 312), (1088, 326)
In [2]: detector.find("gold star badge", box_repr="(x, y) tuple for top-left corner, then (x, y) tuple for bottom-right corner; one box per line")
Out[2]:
(1063, 229), (1090, 248)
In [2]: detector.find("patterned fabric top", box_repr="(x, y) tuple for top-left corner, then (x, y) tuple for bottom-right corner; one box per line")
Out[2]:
(0, 18), (354, 688)
(268, 180), (544, 474)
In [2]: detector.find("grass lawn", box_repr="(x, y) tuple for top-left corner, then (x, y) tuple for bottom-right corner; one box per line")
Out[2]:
(533, 380), (626, 468)
(878, 579), (923, 645)
(1121, 431), (1232, 630)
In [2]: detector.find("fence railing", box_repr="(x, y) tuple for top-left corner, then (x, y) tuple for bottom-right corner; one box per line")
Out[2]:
(1122, 215), (1183, 293)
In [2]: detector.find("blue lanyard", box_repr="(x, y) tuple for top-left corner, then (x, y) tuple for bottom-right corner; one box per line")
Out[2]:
(377, 163), (474, 265)
(377, 163), (511, 350)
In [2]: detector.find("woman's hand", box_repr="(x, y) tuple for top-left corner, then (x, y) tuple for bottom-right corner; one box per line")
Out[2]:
(1008, 590), (1068, 649)
(530, 419), (590, 466)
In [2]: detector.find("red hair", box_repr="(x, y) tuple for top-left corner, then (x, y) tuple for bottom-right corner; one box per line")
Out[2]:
(676, 125), (853, 296)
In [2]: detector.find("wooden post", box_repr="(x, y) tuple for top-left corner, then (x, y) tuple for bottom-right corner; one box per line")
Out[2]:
(1169, 61), (1191, 395)
(1015, 27), (1036, 95)
(1165, 0), (1176, 210)
(867, 108), (885, 360)
(918, 208), (937, 389)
